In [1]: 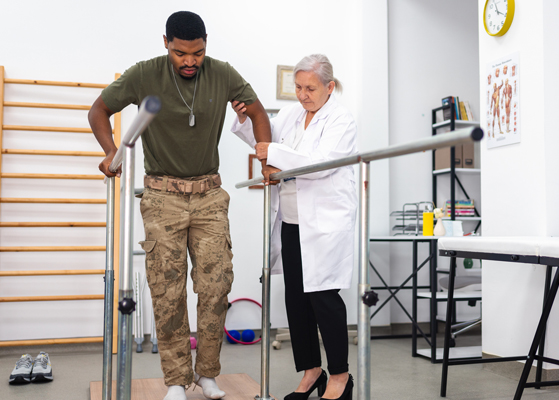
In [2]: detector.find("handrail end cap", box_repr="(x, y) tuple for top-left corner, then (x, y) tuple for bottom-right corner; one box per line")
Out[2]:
(471, 127), (484, 142)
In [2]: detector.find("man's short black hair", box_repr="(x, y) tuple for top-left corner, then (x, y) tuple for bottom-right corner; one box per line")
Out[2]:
(166, 11), (206, 42)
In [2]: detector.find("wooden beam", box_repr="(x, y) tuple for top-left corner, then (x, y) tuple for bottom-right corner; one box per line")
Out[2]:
(0, 294), (104, 302)
(0, 337), (104, 347)
(1, 173), (104, 180)
(0, 197), (106, 204)
(0, 246), (106, 252)
(0, 269), (105, 276)
(4, 101), (90, 110)
(4, 78), (108, 89)
(3, 125), (95, 133)
(2, 149), (105, 157)
(0, 67), (4, 209)
(0, 222), (106, 227)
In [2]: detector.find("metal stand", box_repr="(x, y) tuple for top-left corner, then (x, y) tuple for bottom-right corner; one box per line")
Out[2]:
(134, 272), (144, 353)
(151, 310), (158, 353)
(357, 161), (371, 400)
(102, 177), (115, 400)
(116, 145), (136, 400)
(256, 184), (273, 400)
(439, 247), (559, 398)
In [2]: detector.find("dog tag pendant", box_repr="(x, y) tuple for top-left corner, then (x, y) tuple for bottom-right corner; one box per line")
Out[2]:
(189, 114), (195, 127)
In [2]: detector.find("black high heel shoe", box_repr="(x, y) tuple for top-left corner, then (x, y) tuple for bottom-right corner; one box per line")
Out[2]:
(320, 374), (353, 400)
(284, 369), (328, 400)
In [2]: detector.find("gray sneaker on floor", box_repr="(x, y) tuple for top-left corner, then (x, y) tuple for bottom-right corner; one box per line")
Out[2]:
(31, 352), (53, 382)
(9, 354), (34, 384)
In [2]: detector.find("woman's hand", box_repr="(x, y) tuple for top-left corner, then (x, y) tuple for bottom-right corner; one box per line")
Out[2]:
(262, 165), (281, 186)
(230, 100), (247, 124)
(255, 142), (271, 161)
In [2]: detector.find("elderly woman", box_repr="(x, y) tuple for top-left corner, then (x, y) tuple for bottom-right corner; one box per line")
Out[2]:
(231, 54), (356, 400)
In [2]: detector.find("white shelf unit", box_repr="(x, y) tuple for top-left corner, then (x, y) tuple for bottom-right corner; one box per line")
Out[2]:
(432, 120), (480, 129)
(433, 168), (481, 175)
(432, 104), (481, 229)
(442, 217), (482, 221)
(416, 346), (482, 361)
(416, 291), (482, 300)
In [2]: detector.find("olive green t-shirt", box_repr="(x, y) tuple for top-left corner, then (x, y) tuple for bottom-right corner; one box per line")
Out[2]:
(102, 55), (258, 177)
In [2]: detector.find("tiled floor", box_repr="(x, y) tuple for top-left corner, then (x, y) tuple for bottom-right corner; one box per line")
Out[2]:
(1, 331), (557, 400)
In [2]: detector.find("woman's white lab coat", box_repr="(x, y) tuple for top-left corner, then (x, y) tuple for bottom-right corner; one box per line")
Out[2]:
(232, 96), (357, 292)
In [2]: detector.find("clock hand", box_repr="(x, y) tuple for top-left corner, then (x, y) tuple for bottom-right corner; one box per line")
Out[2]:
(494, 2), (503, 15)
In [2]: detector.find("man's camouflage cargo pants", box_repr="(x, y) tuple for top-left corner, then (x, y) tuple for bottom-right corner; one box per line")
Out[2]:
(139, 176), (233, 387)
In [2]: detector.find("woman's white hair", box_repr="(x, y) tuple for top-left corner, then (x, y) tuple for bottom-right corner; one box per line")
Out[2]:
(293, 54), (343, 94)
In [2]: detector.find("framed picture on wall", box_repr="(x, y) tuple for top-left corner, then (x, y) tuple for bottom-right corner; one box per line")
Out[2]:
(276, 65), (297, 100)
(486, 52), (520, 149)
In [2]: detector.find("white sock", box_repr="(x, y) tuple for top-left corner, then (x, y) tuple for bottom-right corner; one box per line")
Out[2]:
(194, 372), (226, 399)
(164, 385), (187, 400)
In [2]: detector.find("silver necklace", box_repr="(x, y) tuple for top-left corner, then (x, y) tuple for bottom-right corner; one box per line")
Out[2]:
(170, 63), (198, 127)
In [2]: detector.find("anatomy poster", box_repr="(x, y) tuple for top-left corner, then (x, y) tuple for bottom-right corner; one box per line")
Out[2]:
(486, 52), (520, 149)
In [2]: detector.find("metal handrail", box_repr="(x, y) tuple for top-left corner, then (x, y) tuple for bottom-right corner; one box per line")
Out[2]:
(236, 126), (484, 400)
(103, 95), (161, 400)
(236, 127), (483, 188)
(109, 96), (162, 173)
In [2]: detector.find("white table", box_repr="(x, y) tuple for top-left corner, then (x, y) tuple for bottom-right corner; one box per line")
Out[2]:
(438, 236), (559, 399)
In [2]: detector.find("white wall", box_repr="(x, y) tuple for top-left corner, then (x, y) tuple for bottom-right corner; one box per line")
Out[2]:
(387, 0), (480, 324)
(0, 0), (390, 340)
(543, 0), (559, 364)
(478, 0), (558, 370)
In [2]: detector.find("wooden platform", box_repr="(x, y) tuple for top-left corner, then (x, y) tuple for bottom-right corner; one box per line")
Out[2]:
(90, 373), (274, 400)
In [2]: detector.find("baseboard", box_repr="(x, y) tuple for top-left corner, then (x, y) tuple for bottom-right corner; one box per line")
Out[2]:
(482, 352), (559, 384)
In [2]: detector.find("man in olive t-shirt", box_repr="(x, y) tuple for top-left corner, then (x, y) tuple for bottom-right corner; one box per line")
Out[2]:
(88, 11), (272, 400)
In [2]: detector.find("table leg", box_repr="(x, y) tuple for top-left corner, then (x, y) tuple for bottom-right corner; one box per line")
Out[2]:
(430, 240), (438, 363)
(412, 240), (418, 357)
(441, 255), (457, 397)
(535, 266), (552, 389)
(513, 266), (559, 400)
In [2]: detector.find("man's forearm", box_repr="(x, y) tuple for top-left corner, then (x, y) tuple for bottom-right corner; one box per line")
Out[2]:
(244, 99), (271, 144)
(251, 115), (272, 144)
(88, 97), (117, 155)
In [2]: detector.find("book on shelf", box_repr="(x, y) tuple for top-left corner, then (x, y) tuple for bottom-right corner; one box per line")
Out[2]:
(455, 96), (461, 120)
(464, 101), (474, 121)
(445, 199), (475, 208)
(442, 96), (472, 121)
(442, 96), (454, 120)
(445, 209), (476, 217)
(459, 101), (468, 121)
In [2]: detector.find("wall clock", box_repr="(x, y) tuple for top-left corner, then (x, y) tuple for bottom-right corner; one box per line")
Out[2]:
(483, 0), (515, 36)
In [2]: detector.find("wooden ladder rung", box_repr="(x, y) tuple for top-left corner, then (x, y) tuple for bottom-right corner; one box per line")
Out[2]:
(0, 269), (105, 276)
(0, 173), (104, 180)
(4, 78), (108, 89)
(0, 294), (104, 302)
(2, 149), (105, 157)
(2, 125), (101, 134)
(0, 197), (106, 204)
(0, 222), (106, 227)
(0, 337), (104, 347)
(0, 246), (106, 252)
(3, 101), (91, 110)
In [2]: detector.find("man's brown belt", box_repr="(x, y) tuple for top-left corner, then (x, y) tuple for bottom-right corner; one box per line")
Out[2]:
(144, 174), (222, 195)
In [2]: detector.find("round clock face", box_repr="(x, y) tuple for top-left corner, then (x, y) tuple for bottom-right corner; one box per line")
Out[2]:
(485, 0), (509, 35)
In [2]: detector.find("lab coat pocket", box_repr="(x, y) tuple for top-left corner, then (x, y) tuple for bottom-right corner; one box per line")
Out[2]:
(315, 196), (352, 233)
